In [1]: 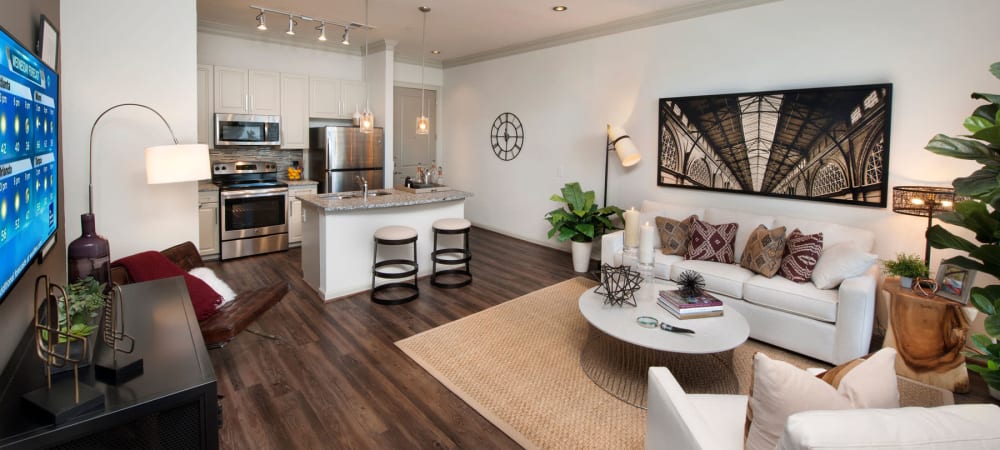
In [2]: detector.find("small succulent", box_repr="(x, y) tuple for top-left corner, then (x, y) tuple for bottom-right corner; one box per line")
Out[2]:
(677, 270), (705, 298)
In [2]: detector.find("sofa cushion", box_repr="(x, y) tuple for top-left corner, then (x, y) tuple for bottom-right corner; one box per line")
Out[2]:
(741, 225), (787, 277)
(641, 201), (704, 249)
(746, 349), (899, 450)
(811, 242), (878, 289)
(774, 216), (875, 252)
(688, 218), (739, 264)
(671, 259), (754, 299)
(656, 215), (697, 256)
(777, 404), (1000, 450)
(704, 208), (775, 261)
(779, 229), (824, 282)
(743, 275), (839, 322)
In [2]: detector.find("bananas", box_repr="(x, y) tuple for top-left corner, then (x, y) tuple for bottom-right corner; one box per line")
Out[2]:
(287, 166), (303, 180)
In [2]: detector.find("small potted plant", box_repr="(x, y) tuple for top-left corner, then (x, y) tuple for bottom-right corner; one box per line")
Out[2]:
(881, 253), (929, 288)
(544, 182), (624, 272)
(60, 277), (106, 340)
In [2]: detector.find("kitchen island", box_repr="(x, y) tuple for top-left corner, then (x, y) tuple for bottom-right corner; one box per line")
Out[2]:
(298, 188), (473, 302)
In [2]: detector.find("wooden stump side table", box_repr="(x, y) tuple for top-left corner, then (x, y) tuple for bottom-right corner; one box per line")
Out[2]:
(880, 277), (976, 393)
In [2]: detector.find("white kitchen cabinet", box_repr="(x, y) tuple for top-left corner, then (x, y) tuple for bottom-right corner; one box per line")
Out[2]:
(198, 191), (220, 257)
(213, 66), (281, 115)
(280, 73), (309, 149)
(287, 184), (317, 246)
(309, 77), (367, 119)
(196, 65), (213, 145)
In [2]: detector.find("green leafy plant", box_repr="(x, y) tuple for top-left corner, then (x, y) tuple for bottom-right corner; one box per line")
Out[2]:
(544, 182), (624, 243)
(57, 277), (106, 341)
(925, 61), (1000, 392)
(881, 253), (929, 279)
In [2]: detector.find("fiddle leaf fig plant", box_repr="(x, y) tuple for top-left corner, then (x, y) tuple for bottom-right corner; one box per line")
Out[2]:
(925, 61), (1000, 391)
(544, 182), (624, 243)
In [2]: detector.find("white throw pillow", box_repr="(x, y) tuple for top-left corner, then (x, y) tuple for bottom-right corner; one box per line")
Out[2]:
(810, 242), (877, 289)
(745, 348), (899, 450)
(188, 267), (237, 306)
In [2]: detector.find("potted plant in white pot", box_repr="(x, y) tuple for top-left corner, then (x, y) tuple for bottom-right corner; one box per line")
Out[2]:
(544, 182), (624, 272)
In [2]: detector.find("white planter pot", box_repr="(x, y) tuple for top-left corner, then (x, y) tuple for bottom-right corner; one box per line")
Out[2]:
(571, 241), (593, 273)
(900, 276), (913, 288)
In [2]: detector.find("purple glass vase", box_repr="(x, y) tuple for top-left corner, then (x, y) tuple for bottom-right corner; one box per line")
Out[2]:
(67, 213), (111, 285)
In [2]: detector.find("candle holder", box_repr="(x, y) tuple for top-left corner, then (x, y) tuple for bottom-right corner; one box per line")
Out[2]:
(623, 246), (638, 265)
(637, 261), (655, 302)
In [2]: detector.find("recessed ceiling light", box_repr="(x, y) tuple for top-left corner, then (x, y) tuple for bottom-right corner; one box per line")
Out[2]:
(552, 5), (568, 12)
(431, 50), (441, 54)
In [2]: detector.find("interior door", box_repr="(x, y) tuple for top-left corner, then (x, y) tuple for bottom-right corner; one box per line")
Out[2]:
(393, 86), (436, 187)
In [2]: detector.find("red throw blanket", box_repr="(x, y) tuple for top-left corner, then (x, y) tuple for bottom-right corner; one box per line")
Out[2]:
(115, 251), (221, 321)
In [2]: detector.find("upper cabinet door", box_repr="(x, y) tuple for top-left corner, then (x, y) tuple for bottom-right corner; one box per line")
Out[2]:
(309, 77), (342, 119)
(196, 64), (213, 145)
(340, 80), (367, 118)
(280, 73), (309, 149)
(214, 66), (249, 114)
(249, 70), (281, 115)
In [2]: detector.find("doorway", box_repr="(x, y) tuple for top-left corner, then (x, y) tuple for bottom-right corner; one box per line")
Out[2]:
(393, 86), (437, 187)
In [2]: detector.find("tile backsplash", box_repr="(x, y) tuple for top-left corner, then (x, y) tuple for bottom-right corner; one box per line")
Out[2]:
(210, 148), (304, 178)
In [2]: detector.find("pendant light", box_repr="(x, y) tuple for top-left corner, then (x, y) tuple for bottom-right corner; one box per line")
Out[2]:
(416, 7), (431, 135)
(359, 0), (375, 134)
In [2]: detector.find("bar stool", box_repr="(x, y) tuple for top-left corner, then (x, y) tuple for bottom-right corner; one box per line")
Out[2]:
(431, 218), (473, 288)
(371, 225), (419, 305)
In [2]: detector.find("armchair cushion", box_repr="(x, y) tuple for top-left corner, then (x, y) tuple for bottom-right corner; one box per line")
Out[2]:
(646, 367), (747, 450)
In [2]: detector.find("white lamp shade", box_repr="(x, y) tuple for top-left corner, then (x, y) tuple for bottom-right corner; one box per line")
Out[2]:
(145, 144), (211, 184)
(607, 124), (641, 167)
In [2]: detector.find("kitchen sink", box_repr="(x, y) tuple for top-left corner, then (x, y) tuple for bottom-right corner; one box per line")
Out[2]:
(317, 190), (393, 200)
(368, 190), (392, 197)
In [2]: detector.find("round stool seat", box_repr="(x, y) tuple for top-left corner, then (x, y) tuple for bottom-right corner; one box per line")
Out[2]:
(433, 218), (471, 232)
(375, 225), (417, 241)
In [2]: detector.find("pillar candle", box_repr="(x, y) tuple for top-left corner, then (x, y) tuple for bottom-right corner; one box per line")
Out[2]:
(639, 221), (654, 264)
(624, 207), (639, 248)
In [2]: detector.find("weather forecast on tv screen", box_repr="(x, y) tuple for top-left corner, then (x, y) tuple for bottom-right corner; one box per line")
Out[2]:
(0, 27), (57, 299)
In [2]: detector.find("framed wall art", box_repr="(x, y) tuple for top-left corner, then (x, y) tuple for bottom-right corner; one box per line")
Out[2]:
(935, 262), (976, 304)
(657, 83), (892, 207)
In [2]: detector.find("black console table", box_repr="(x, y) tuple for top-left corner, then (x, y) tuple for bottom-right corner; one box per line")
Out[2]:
(0, 277), (218, 449)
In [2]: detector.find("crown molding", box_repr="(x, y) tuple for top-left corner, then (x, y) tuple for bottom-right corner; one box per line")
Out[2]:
(442, 0), (780, 68)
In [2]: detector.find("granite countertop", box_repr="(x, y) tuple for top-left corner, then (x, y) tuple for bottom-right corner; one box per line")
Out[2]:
(299, 188), (473, 212)
(282, 179), (319, 187)
(198, 181), (219, 192)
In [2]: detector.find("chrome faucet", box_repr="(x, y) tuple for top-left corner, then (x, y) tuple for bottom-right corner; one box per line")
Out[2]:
(356, 175), (368, 197)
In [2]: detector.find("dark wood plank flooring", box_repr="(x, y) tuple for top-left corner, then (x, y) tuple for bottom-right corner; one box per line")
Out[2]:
(204, 227), (998, 449)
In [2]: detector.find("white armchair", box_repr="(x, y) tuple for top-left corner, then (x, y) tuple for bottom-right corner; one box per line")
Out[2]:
(645, 367), (747, 450)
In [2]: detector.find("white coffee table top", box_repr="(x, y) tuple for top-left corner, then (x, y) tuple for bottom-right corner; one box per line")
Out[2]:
(578, 283), (750, 354)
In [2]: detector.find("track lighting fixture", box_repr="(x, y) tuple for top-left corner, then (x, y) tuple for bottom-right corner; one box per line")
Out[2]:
(256, 11), (267, 30)
(249, 5), (374, 45)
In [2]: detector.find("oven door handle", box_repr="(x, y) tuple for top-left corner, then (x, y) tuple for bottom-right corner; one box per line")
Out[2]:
(220, 187), (289, 199)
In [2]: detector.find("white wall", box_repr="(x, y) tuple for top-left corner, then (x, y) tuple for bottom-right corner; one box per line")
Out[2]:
(442, 0), (998, 261)
(63, 0), (200, 258)
(198, 32), (362, 79)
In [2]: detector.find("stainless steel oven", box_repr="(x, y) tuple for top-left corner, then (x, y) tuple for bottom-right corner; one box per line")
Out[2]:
(213, 161), (289, 260)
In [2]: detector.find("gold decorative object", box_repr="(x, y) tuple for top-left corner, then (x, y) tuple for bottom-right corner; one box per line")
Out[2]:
(94, 284), (143, 384)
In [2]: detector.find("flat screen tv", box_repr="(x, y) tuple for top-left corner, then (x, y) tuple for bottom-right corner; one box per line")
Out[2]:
(0, 24), (58, 304)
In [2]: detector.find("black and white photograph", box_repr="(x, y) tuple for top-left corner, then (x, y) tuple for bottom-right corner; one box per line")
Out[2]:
(658, 84), (892, 207)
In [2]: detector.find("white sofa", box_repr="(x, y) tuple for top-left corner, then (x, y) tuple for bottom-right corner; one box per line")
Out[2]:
(646, 367), (1000, 450)
(602, 200), (876, 365)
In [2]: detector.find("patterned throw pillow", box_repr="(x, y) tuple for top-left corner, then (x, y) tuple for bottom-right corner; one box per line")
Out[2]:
(655, 215), (697, 256)
(687, 218), (738, 263)
(740, 225), (787, 277)
(779, 229), (824, 282)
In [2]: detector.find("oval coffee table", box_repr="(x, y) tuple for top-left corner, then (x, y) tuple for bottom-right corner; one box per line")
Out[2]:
(578, 283), (750, 408)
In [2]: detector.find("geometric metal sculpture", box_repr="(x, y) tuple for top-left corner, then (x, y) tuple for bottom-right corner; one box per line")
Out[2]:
(594, 263), (642, 307)
(94, 284), (143, 385)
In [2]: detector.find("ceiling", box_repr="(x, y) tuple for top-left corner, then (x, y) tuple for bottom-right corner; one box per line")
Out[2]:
(197, 0), (774, 67)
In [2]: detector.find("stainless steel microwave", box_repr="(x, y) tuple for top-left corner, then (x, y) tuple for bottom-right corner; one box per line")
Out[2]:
(214, 113), (281, 147)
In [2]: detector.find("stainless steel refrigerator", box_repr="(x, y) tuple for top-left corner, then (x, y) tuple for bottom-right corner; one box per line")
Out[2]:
(307, 126), (385, 194)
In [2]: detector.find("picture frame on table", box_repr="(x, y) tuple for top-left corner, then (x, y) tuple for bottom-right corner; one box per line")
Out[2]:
(935, 262), (976, 304)
(36, 14), (58, 70)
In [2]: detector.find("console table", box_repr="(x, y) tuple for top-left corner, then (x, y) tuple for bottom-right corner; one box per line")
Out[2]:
(0, 276), (218, 449)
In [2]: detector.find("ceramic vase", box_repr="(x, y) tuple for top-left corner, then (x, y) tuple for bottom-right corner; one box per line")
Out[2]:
(67, 213), (111, 286)
(571, 241), (593, 273)
(900, 276), (913, 289)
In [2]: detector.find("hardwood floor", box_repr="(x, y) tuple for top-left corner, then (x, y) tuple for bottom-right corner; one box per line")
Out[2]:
(205, 227), (582, 449)
(205, 227), (998, 449)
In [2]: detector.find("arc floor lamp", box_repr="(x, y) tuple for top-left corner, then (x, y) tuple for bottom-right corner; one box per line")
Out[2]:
(604, 124), (641, 207)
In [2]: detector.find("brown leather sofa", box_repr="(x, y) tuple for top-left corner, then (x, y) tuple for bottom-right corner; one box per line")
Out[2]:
(110, 241), (288, 348)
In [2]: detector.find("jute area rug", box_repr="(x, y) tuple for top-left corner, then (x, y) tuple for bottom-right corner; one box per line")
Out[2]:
(396, 277), (950, 450)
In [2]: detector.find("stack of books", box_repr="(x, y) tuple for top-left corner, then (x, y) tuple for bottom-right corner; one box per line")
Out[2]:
(657, 289), (724, 319)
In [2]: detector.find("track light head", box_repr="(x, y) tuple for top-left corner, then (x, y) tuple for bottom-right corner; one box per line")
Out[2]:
(317, 23), (327, 41)
(256, 11), (267, 31)
(341, 27), (350, 45)
(286, 15), (296, 35)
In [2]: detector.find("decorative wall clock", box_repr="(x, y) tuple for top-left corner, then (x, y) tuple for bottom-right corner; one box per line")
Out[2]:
(490, 112), (524, 161)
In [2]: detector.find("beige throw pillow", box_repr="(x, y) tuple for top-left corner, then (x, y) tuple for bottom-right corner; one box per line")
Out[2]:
(745, 348), (899, 450)
(655, 215), (697, 256)
(740, 225), (787, 277)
